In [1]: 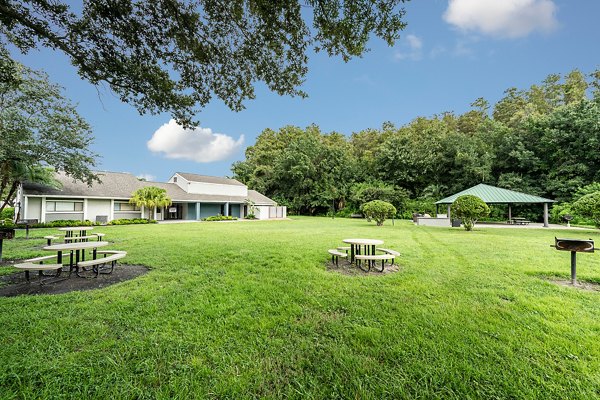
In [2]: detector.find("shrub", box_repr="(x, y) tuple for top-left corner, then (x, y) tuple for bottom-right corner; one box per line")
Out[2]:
(246, 213), (256, 219)
(109, 218), (157, 225)
(0, 207), (14, 221)
(573, 191), (600, 228)
(203, 215), (238, 222)
(361, 200), (397, 226)
(451, 195), (490, 231)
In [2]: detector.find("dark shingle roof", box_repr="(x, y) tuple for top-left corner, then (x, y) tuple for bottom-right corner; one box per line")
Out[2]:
(435, 183), (555, 204)
(23, 171), (275, 204)
(175, 172), (245, 186)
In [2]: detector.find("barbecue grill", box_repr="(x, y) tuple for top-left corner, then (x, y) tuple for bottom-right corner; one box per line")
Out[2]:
(551, 237), (597, 284)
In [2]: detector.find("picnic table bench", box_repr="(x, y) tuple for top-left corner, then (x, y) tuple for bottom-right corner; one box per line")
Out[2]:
(328, 249), (347, 266)
(13, 255), (65, 284)
(355, 253), (396, 272)
(76, 250), (127, 278)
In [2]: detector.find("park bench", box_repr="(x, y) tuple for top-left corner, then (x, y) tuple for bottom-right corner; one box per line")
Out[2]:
(76, 250), (127, 278)
(328, 249), (347, 266)
(13, 255), (65, 284)
(64, 235), (97, 243)
(377, 248), (400, 265)
(355, 253), (396, 272)
(44, 235), (59, 246)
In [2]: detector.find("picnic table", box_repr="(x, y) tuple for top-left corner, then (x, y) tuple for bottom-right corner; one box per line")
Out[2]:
(509, 217), (530, 225)
(43, 241), (109, 273)
(342, 238), (384, 263)
(58, 226), (94, 240)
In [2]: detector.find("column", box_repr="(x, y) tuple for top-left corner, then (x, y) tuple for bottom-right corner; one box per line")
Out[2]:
(41, 196), (46, 223)
(196, 203), (201, 220)
(110, 199), (115, 222)
(447, 204), (451, 219)
(83, 198), (88, 220)
(543, 203), (549, 228)
(224, 202), (229, 216)
(508, 204), (512, 221)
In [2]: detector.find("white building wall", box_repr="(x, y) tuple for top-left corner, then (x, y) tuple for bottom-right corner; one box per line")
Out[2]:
(26, 197), (42, 221)
(168, 174), (189, 192)
(87, 199), (112, 222)
(255, 206), (270, 220)
(186, 181), (247, 197)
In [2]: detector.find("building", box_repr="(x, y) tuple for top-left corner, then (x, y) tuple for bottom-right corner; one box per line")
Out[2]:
(16, 171), (286, 223)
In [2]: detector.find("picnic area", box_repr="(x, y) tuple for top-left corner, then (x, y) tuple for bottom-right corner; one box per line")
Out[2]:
(1, 217), (599, 398)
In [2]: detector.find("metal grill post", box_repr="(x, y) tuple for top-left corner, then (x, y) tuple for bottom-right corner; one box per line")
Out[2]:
(571, 251), (577, 284)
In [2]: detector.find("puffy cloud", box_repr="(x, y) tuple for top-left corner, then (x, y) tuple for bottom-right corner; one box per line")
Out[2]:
(136, 173), (156, 181)
(443, 0), (558, 38)
(147, 119), (244, 163)
(394, 34), (423, 61)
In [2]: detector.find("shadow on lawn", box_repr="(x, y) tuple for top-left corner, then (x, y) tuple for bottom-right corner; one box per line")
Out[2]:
(0, 264), (149, 297)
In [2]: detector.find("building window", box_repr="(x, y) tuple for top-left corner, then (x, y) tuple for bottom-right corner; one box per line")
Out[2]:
(173, 177), (177, 182)
(46, 200), (84, 212)
(114, 202), (140, 212)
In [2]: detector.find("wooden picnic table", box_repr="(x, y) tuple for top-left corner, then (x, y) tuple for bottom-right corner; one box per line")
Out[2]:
(43, 241), (109, 273)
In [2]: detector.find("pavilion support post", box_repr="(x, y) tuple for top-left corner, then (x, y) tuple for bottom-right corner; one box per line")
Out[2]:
(543, 203), (549, 228)
(447, 204), (451, 219)
(435, 204), (439, 217)
(508, 204), (512, 221)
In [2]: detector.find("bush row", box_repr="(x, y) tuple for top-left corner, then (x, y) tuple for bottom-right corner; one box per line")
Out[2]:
(0, 218), (156, 229)
(202, 215), (238, 222)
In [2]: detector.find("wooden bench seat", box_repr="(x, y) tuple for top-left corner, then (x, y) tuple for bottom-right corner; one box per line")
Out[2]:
(76, 251), (127, 278)
(64, 235), (97, 242)
(14, 255), (64, 284)
(328, 249), (347, 266)
(43, 235), (59, 246)
(355, 254), (396, 272)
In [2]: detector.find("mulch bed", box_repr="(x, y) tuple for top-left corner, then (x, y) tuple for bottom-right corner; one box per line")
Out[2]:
(326, 260), (400, 276)
(0, 264), (149, 297)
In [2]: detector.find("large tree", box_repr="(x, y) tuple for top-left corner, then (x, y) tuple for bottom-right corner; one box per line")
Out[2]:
(0, 50), (97, 212)
(0, 0), (408, 126)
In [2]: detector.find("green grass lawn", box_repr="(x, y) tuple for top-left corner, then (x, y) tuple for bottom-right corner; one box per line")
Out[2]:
(1, 217), (600, 399)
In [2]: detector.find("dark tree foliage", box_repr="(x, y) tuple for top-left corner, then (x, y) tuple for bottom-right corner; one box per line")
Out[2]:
(233, 69), (600, 218)
(0, 0), (408, 126)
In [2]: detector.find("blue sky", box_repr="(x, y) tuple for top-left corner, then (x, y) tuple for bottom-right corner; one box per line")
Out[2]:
(13, 0), (600, 182)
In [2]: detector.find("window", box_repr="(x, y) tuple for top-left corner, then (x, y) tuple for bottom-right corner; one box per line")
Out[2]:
(114, 202), (140, 212)
(46, 200), (83, 212)
(173, 177), (177, 182)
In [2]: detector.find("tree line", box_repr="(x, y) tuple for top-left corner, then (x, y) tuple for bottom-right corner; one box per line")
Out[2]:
(232, 69), (600, 220)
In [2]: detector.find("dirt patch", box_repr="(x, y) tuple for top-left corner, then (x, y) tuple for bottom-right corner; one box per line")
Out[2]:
(549, 278), (600, 292)
(326, 260), (400, 276)
(0, 264), (149, 297)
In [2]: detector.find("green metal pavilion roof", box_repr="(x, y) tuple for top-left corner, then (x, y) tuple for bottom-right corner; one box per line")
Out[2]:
(435, 183), (555, 205)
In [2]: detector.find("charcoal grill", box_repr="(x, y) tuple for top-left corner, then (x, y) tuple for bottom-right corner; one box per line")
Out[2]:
(551, 237), (596, 284)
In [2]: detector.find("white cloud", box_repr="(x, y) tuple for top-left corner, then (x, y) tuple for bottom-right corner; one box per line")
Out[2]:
(136, 173), (156, 181)
(147, 119), (244, 163)
(443, 0), (558, 38)
(394, 34), (423, 61)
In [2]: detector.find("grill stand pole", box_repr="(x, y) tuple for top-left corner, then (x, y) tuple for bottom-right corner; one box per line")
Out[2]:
(571, 251), (577, 285)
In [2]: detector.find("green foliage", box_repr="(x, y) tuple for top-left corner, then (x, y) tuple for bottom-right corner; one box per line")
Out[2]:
(361, 200), (396, 226)
(109, 218), (157, 225)
(0, 207), (14, 220)
(129, 186), (172, 220)
(573, 191), (600, 228)
(398, 198), (437, 219)
(0, 51), (97, 213)
(203, 215), (238, 222)
(451, 195), (490, 231)
(245, 213), (256, 220)
(0, 1), (408, 126)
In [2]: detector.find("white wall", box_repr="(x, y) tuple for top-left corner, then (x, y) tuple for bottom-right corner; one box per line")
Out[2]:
(86, 199), (111, 222)
(26, 197), (41, 221)
(417, 217), (451, 227)
(186, 181), (247, 197)
(255, 206), (270, 220)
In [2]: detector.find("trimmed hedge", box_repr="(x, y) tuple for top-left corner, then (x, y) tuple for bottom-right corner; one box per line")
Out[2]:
(203, 215), (238, 222)
(109, 218), (157, 225)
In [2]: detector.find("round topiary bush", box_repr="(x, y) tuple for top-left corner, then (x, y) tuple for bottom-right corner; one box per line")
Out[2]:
(573, 191), (600, 228)
(361, 200), (397, 226)
(451, 195), (490, 231)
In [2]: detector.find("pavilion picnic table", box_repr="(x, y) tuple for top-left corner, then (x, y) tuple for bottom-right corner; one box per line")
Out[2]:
(43, 241), (109, 275)
(509, 217), (530, 225)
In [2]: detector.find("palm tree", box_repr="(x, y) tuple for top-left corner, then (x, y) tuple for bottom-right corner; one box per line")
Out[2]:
(0, 160), (62, 215)
(129, 186), (172, 221)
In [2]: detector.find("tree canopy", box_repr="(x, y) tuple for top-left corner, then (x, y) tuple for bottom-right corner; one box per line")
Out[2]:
(0, 0), (408, 126)
(232, 68), (600, 220)
(0, 50), (97, 212)
(129, 186), (172, 220)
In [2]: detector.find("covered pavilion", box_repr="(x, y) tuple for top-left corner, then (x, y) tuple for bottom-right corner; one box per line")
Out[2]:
(435, 183), (556, 227)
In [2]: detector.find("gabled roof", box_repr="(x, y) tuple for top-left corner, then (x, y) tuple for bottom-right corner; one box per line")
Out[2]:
(23, 171), (275, 204)
(175, 172), (245, 186)
(435, 183), (555, 204)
